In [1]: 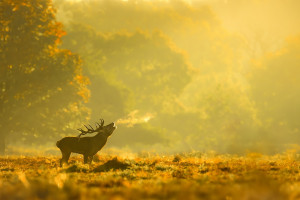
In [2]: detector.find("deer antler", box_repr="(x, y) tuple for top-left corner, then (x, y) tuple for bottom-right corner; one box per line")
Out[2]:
(77, 124), (96, 138)
(77, 119), (105, 137)
(95, 119), (105, 130)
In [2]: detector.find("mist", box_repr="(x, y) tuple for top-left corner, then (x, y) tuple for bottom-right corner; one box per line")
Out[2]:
(2, 0), (300, 155)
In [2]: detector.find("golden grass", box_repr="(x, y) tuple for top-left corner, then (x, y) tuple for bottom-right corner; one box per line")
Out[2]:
(1, 153), (300, 199)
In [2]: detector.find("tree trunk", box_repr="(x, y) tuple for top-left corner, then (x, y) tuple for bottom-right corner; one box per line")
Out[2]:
(0, 136), (5, 155)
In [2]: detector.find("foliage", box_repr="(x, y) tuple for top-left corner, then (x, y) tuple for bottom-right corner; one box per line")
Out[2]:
(248, 35), (300, 145)
(1, 153), (300, 199)
(61, 22), (193, 148)
(0, 0), (89, 153)
(54, 0), (260, 152)
(1, 0), (299, 154)
(56, 0), (247, 73)
(62, 26), (192, 115)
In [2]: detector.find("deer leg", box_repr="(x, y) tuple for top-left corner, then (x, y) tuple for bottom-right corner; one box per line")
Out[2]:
(88, 155), (94, 164)
(65, 152), (71, 163)
(59, 151), (64, 167)
(61, 152), (71, 167)
(84, 154), (89, 164)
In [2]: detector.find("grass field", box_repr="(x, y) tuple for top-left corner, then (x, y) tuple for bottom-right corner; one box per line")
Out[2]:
(1, 152), (300, 200)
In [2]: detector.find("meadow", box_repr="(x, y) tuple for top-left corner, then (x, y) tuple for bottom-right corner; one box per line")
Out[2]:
(1, 152), (300, 200)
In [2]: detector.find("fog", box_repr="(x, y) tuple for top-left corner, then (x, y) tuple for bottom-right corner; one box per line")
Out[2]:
(1, 0), (300, 155)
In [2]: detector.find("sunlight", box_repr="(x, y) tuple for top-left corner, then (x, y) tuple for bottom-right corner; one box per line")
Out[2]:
(1, 0), (300, 198)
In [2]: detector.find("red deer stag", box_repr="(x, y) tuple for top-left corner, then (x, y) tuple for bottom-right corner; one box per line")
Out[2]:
(56, 119), (116, 166)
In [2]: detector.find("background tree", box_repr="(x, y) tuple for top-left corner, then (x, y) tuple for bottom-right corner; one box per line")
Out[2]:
(248, 35), (300, 151)
(61, 23), (193, 149)
(55, 0), (259, 153)
(2, 0), (293, 154)
(54, 0), (258, 153)
(0, 0), (89, 154)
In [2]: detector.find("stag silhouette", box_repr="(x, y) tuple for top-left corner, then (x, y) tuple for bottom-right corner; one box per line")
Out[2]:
(56, 119), (116, 166)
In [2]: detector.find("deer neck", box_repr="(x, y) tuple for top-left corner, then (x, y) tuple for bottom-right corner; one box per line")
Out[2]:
(95, 132), (109, 140)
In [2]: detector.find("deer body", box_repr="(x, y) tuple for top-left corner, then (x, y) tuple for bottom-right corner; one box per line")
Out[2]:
(56, 120), (116, 166)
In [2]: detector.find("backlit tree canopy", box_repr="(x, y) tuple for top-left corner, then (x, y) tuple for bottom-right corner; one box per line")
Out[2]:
(249, 35), (300, 147)
(55, 0), (300, 153)
(0, 0), (89, 154)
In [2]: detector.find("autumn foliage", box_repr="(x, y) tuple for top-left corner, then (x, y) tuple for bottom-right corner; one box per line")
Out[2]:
(0, 0), (89, 154)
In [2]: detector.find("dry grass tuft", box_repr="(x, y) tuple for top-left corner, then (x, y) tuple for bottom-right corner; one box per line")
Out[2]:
(93, 157), (130, 172)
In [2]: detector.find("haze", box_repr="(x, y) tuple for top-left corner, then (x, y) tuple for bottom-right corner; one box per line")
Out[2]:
(2, 0), (300, 155)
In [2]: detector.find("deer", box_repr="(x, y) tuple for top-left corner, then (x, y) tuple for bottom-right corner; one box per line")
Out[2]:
(56, 119), (117, 167)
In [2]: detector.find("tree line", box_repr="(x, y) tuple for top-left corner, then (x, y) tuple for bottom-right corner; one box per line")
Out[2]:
(1, 0), (300, 154)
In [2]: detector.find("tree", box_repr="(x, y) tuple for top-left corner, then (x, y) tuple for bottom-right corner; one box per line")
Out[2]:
(56, 0), (250, 152)
(62, 24), (192, 111)
(56, 0), (247, 74)
(249, 35), (300, 148)
(60, 23), (193, 148)
(0, 0), (89, 154)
